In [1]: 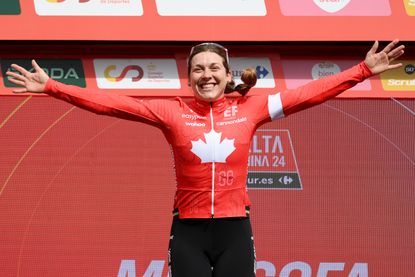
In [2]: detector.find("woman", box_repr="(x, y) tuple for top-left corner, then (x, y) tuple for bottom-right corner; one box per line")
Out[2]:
(6, 40), (404, 277)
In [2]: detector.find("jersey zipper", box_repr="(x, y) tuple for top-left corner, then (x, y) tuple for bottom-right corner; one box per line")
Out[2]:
(210, 104), (215, 218)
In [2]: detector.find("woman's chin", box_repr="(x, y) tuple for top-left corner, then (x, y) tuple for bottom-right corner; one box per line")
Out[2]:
(195, 91), (224, 102)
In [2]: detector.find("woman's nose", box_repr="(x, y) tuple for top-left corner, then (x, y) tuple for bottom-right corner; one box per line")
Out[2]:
(201, 69), (212, 78)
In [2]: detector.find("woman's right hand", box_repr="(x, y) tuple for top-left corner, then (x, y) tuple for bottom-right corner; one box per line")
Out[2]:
(6, 59), (49, 93)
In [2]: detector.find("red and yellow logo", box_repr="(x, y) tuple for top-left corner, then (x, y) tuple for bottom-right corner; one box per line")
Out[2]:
(404, 0), (415, 15)
(104, 65), (144, 82)
(46, 0), (90, 2)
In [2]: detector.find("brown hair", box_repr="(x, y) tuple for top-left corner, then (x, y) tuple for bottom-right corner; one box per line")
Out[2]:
(188, 43), (257, 96)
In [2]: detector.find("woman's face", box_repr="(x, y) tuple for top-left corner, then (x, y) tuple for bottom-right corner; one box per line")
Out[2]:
(189, 51), (232, 102)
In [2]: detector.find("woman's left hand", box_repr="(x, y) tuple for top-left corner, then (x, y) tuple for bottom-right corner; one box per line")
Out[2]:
(364, 39), (405, 75)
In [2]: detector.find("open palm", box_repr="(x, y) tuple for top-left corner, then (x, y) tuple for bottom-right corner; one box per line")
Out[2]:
(364, 40), (405, 75)
(6, 60), (49, 93)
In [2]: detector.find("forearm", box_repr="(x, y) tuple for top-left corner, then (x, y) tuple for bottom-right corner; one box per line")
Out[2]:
(281, 62), (373, 116)
(44, 79), (154, 122)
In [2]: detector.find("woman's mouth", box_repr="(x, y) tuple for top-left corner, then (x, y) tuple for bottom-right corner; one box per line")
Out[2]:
(199, 83), (216, 91)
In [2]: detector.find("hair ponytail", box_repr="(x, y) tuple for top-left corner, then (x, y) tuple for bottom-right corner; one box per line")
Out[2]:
(225, 68), (257, 96)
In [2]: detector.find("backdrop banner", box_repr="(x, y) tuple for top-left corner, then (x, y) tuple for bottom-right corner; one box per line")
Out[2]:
(0, 96), (414, 277)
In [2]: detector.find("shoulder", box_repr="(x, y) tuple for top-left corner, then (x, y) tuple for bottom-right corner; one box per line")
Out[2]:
(233, 94), (270, 106)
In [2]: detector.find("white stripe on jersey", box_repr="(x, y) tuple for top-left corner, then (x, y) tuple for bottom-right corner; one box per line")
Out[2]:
(268, 93), (284, 120)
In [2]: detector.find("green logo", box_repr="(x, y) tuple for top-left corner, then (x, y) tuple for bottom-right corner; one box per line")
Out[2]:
(0, 0), (21, 15)
(2, 59), (86, 87)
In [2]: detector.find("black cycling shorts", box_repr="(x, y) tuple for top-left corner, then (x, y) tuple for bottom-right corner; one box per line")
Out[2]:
(168, 216), (256, 277)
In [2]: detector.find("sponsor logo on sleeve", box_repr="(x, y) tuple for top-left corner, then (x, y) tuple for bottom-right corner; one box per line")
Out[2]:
(279, 0), (391, 16)
(230, 58), (275, 88)
(155, 0), (266, 16)
(404, 0), (415, 15)
(380, 61), (415, 91)
(247, 130), (302, 189)
(0, 0), (20, 14)
(34, 0), (143, 16)
(1, 59), (86, 88)
(281, 59), (371, 91)
(94, 59), (181, 89)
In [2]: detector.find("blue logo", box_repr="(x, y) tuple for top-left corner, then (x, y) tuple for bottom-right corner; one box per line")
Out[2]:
(255, 65), (269, 79)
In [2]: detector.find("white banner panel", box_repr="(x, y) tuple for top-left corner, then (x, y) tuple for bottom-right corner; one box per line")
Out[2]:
(155, 0), (266, 16)
(230, 57), (275, 88)
(34, 0), (143, 16)
(93, 59), (181, 89)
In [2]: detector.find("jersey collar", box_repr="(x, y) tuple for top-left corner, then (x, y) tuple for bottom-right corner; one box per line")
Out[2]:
(193, 96), (228, 113)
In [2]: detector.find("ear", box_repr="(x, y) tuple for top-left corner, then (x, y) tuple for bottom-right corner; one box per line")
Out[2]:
(226, 70), (232, 82)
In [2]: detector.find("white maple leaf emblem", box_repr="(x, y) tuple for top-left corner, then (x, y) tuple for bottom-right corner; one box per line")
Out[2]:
(191, 129), (235, 163)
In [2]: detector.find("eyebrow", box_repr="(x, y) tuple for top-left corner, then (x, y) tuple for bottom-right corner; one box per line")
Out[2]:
(192, 62), (222, 68)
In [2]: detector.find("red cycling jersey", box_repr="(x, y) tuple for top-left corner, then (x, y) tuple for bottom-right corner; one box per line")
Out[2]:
(44, 62), (372, 218)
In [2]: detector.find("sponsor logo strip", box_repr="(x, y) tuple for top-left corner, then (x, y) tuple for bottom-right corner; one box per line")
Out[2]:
(34, 0), (143, 16)
(1, 59), (86, 88)
(230, 57), (275, 88)
(279, 0), (391, 16)
(247, 130), (302, 189)
(380, 61), (415, 91)
(404, 0), (415, 16)
(281, 59), (371, 91)
(0, 0), (20, 15)
(155, 0), (266, 16)
(93, 59), (180, 89)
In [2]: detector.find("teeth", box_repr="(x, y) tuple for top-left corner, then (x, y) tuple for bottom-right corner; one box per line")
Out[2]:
(200, 84), (215, 89)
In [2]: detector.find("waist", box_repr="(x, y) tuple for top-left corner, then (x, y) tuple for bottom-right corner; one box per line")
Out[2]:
(173, 206), (250, 219)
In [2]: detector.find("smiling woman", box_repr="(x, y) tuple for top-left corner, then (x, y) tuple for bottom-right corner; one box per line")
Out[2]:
(5, 40), (404, 277)
(188, 43), (257, 101)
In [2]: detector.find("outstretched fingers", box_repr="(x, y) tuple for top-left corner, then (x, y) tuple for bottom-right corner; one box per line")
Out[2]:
(12, 87), (29, 94)
(7, 77), (25, 87)
(6, 71), (28, 93)
(388, 63), (403, 70)
(10, 63), (30, 76)
(367, 41), (379, 55)
(381, 39), (400, 54)
(32, 59), (42, 72)
(388, 45), (405, 62)
(6, 70), (26, 82)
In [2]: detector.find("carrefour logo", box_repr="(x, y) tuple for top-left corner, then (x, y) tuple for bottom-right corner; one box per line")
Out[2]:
(230, 57), (275, 88)
(34, 0), (143, 16)
(94, 59), (180, 89)
(104, 65), (144, 82)
(232, 65), (269, 80)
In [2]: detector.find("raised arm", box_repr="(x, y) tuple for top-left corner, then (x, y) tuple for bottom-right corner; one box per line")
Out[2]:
(281, 40), (405, 116)
(6, 60), (172, 126)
